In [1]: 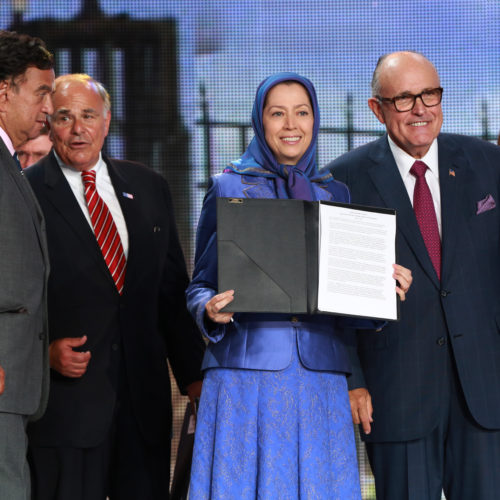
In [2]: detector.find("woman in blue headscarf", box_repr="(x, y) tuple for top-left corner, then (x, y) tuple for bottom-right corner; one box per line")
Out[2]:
(186, 73), (411, 499)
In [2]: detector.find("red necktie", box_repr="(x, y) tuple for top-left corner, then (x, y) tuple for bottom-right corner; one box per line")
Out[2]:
(410, 160), (441, 280)
(82, 170), (126, 294)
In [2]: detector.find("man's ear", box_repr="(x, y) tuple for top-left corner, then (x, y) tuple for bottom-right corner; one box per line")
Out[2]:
(368, 97), (385, 125)
(103, 111), (111, 137)
(0, 80), (9, 104)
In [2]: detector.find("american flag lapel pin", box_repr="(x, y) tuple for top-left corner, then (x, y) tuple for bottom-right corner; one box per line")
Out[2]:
(449, 169), (455, 177)
(122, 192), (134, 199)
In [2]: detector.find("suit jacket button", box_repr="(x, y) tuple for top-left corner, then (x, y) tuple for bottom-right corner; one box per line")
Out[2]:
(111, 343), (119, 351)
(38, 332), (45, 340)
(440, 290), (449, 297)
(436, 337), (446, 346)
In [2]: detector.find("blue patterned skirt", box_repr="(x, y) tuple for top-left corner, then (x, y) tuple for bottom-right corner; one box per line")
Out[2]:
(189, 340), (361, 500)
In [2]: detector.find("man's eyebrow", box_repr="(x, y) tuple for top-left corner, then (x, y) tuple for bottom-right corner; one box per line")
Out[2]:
(396, 87), (437, 96)
(37, 84), (52, 92)
(53, 107), (99, 117)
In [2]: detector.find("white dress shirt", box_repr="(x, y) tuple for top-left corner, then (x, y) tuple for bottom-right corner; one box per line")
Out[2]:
(388, 136), (442, 238)
(0, 126), (15, 155)
(55, 152), (129, 258)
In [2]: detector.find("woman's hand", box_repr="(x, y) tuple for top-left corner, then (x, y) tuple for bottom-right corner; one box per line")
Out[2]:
(393, 264), (412, 301)
(205, 290), (235, 324)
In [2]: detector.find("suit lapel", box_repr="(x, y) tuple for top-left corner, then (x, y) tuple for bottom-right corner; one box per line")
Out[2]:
(0, 141), (47, 258)
(366, 137), (440, 289)
(437, 135), (465, 284)
(42, 152), (113, 284)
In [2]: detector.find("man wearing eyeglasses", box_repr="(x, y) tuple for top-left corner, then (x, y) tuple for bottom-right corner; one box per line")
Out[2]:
(326, 51), (500, 499)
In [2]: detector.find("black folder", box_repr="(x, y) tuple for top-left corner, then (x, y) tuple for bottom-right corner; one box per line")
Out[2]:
(217, 197), (398, 320)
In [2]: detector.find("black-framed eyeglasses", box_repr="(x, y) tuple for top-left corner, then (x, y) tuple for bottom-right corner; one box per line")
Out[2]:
(376, 87), (443, 112)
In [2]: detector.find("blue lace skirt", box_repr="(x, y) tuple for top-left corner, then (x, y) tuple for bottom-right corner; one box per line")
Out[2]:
(189, 340), (361, 500)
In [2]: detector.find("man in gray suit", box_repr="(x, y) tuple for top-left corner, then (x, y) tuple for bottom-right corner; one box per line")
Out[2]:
(0, 30), (54, 499)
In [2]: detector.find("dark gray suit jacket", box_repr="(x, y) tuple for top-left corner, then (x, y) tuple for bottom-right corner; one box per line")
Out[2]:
(327, 133), (500, 442)
(0, 138), (49, 420)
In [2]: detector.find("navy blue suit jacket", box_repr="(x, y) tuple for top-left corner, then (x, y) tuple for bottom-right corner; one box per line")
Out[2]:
(327, 133), (500, 442)
(26, 152), (205, 449)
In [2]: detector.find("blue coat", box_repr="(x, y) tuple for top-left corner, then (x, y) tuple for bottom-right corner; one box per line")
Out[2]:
(186, 171), (381, 373)
(328, 133), (500, 441)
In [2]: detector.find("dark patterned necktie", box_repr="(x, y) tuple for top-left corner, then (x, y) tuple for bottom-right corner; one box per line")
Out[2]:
(410, 160), (441, 280)
(12, 152), (22, 171)
(81, 170), (126, 294)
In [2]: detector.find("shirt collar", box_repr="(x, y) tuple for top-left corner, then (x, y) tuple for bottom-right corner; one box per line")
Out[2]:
(388, 135), (439, 181)
(0, 126), (15, 155)
(54, 151), (104, 175)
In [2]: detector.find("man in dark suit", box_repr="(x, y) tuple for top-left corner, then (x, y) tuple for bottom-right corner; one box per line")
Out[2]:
(16, 125), (52, 169)
(0, 31), (54, 500)
(327, 51), (500, 499)
(26, 74), (205, 500)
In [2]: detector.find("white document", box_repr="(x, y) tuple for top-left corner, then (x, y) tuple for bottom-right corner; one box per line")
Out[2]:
(317, 203), (397, 320)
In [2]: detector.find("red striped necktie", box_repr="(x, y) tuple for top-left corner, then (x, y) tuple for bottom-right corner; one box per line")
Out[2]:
(410, 160), (441, 280)
(81, 169), (126, 294)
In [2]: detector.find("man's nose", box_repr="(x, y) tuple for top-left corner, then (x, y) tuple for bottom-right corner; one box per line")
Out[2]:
(411, 95), (426, 114)
(71, 119), (83, 134)
(42, 94), (54, 115)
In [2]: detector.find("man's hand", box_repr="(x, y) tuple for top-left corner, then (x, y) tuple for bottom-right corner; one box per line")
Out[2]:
(393, 264), (413, 301)
(49, 336), (91, 378)
(0, 365), (4, 395)
(186, 380), (203, 413)
(349, 387), (373, 434)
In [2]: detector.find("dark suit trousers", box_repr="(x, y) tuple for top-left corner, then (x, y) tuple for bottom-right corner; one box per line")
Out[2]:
(29, 361), (170, 500)
(366, 345), (500, 500)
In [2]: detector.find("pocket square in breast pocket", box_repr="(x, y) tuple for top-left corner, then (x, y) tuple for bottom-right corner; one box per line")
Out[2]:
(476, 194), (496, 214)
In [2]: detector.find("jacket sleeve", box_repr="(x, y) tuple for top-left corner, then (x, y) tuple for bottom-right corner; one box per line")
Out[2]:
(157, 176), (205, 393)
(186, 176), (228, 343)
(328, 156), (378, 390)
(335, 315), (384, 389)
